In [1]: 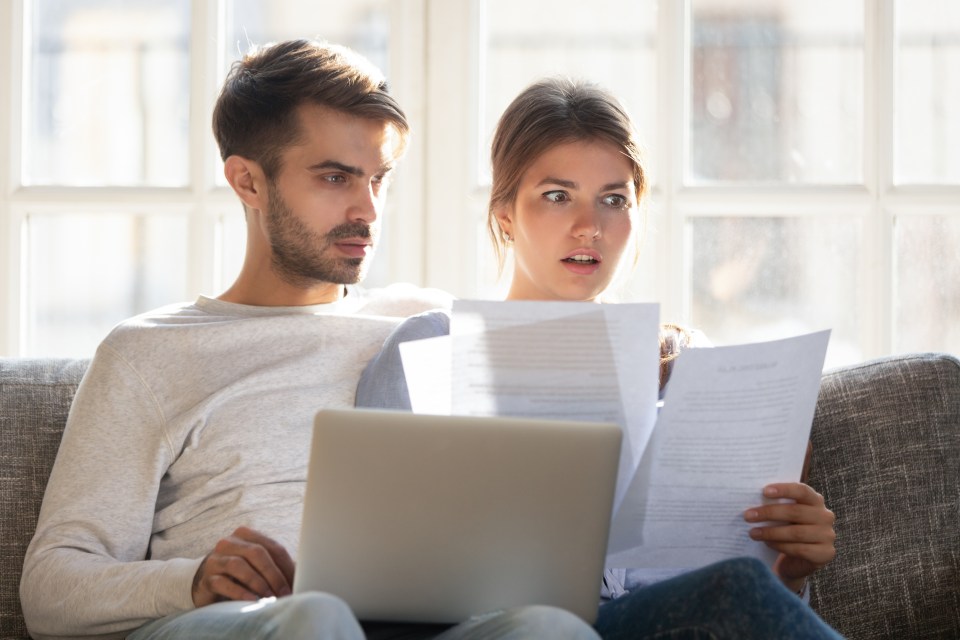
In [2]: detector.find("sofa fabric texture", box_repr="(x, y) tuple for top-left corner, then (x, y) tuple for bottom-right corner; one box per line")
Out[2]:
(1, 353), (958, 639)
(807, 352), (960, 639)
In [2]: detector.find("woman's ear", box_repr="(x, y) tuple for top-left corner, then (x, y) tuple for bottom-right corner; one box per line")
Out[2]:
(494, 204), (514, 240)
(224, 156), (267, 212)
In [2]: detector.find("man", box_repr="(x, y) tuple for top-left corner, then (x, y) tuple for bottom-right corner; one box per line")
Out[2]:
(19, 40), (598, 640)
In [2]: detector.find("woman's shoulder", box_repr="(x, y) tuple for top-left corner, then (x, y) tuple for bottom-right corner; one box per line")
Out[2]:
(389, 309), (451, 343)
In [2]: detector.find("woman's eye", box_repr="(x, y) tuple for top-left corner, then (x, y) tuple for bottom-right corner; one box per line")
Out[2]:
(602, 194), (629, 208)
(543, 190), (569, 203)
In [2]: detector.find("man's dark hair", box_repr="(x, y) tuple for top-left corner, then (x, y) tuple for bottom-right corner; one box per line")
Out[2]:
(212, 39), (409, 180)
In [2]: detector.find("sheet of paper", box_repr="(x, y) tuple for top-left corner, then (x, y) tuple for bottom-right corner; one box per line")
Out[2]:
(399, 336), (451, 415)
(606, 330), (830, 570)
(447, 300), (660, 511)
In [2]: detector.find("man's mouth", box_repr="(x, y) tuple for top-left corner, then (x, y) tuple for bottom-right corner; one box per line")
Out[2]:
(334, 239), (372, 258)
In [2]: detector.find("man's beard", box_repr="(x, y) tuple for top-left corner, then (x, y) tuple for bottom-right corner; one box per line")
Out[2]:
(265, 185), (377, 287)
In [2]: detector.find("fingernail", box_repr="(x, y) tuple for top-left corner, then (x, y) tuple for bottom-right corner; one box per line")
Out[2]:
(749, 528), (763, 539)
(763, 486), (779, 497)
(744, 510), (759, 521)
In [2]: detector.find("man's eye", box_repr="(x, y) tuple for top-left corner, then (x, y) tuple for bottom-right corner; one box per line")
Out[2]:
(324, 174), (347, 184)
(544, 190), (568, 203)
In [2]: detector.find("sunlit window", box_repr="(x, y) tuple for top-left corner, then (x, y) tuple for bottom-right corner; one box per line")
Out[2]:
(1, 1), (958, 362)
(895, 0), (960, 184)
(24, 0), (190, 186)
(689, 0), (863, 184)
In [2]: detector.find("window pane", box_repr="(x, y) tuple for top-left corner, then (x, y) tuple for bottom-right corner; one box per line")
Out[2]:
(25, 212), (189, 357)
(894, 216), (960, 354)
(24, 0), (190, 186)
(689, 216), (862, 368)
(689, 0), (863, 184)
(219, 212), (246, 293)
(220, 1), (395, 289)
(223, 1), (390, 80)
(895, 1), (960, 184)
(483, 0), (658, 184)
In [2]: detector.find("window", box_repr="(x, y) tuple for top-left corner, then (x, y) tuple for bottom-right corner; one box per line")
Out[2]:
(1, 0), (958, 365)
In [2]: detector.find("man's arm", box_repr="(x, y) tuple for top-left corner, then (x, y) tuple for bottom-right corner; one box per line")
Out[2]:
(19, 344), (199, 640)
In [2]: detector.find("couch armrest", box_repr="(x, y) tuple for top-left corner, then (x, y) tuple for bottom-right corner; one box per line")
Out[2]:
(0, 358), (89, 639)
(808, 352), (960, 639)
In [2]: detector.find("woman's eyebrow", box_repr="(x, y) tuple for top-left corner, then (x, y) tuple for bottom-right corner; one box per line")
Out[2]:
(535, 176), (577, 189)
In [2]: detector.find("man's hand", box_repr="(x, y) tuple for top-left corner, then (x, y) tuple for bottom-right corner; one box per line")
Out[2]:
(743, 483), (836, 594)
(192, 526), (296, 607)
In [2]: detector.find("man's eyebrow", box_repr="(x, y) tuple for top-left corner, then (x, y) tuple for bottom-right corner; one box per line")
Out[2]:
(307, 160), (397, 177)
(307, 160), (364, 177)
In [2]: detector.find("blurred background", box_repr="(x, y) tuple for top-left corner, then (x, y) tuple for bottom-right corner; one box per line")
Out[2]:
(0, 0), (957, 368)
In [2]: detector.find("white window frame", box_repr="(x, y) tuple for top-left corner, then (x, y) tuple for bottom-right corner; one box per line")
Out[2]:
(420, 0), (960, 364)
(1, 0), (958, 360)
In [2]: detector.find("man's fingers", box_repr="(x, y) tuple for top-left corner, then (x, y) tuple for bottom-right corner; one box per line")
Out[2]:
(211, 552), (275, 597)
(205, 572), (262, 602)
(192, 528), (297, 607)
(231, 527), (295, 581)
(213, 534), (292, 598)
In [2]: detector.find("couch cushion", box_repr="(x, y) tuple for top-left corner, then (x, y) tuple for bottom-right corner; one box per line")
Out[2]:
(0, 358), (89, 639)
(808, 352), (960, 639)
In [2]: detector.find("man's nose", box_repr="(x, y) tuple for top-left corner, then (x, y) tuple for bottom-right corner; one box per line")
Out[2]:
(348, 184), (379, 223)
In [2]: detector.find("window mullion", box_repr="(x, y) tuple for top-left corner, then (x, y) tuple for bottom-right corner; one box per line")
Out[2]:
(657, 0), (689, 326)
(865, 0), (896, 358)
(1, 0), (23, 355)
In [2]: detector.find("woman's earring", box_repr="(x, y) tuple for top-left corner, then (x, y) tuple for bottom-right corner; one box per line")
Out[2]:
(503, 231), (513, 243)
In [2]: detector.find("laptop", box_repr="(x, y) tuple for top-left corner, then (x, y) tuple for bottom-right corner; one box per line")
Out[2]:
(294, 408), (622, 625)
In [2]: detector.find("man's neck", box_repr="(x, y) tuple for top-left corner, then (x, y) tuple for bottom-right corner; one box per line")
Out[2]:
(217, 279), (348, 307)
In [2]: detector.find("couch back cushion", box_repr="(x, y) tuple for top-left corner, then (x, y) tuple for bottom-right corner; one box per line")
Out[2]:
(0, 358), (88, 639)
(808, 352), (960, 639)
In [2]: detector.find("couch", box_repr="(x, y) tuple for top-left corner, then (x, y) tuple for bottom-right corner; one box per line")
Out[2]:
(1, 353), (958, 639)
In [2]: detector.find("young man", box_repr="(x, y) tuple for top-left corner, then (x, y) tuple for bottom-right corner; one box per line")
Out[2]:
(19, 40), (598, 640)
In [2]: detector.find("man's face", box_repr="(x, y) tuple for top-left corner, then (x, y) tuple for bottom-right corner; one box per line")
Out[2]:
(263, 103), (401, 288)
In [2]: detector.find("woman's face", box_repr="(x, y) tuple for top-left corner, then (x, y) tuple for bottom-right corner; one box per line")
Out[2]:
(497, 139), (637, 302)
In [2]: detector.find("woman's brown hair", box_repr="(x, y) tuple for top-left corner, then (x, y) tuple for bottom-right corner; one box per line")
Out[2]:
(487, 77), (647, 273)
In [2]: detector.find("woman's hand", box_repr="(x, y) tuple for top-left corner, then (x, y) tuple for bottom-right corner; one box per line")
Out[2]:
(743, 483), (836, 594)
(191, 526), (295, 607)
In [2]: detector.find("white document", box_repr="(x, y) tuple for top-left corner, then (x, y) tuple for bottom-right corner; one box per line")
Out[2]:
(606, 330), (831, 572)
(399, 336), (451, 415)
(401, 299), (660, 511)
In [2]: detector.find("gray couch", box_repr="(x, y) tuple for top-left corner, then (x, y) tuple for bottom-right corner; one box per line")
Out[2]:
(1, 353), (958, 639)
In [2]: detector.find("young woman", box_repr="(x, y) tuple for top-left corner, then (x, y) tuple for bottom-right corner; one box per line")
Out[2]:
(356, 78), (840, 640)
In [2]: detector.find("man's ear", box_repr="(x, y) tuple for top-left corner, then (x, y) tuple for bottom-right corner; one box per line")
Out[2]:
(223, 156), (267, 211)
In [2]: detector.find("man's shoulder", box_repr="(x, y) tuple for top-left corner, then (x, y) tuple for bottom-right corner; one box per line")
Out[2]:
(355, 283), (454, 318)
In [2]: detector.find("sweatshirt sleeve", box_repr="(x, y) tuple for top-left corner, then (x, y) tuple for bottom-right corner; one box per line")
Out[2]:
(19, 344), (201, 640)
(355, 311), (451, 410)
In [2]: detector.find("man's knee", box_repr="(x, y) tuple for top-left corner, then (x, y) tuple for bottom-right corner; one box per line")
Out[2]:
(268, 592), (364, 639)
(500, 605), (599, 639)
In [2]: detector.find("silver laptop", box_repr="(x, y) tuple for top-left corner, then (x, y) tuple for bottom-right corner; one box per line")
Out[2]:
(294, 408), (622, 625)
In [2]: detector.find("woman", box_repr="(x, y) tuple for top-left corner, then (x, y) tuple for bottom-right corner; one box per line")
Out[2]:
(357, 78), (839, 639)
